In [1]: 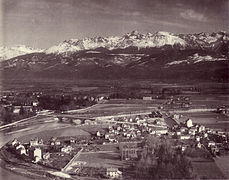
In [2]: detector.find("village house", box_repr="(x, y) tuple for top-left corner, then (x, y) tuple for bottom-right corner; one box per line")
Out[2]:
(197, 142), (202, 148)
(13, 106), (21, 114)
(61, 146), (73, 154)
(198, 125), (205, 132)
(180, 135), (191, 140)
(189, 128), (196, 135)
(106, 168), (122, 179)
(143, 96), (152, 101)
(29, 147), (42, 163)
(43, 152), (50, 160)
(150, 128), (168, 135)
(180, 127), (187, 133)
(16, 144), (26, 155)
(176, 131), (181, 136)
(172, 114), (180, 120)
(196, 136), (201, 142)
(11, 139), (19, 147)
(30, 138), (43, 147)
(50, 137), (61, 146)
(208, 141), (216, 147)
(186, 119), (193, 128)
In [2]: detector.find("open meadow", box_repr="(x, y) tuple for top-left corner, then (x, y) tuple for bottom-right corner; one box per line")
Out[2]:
(179, 111), (229, 130)
(76, 151), (124, 168)
(18, 126), (90, 143)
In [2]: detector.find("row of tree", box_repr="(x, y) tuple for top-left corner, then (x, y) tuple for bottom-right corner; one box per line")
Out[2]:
(38, 95), (96, 111)
(0, 105), (36, 124)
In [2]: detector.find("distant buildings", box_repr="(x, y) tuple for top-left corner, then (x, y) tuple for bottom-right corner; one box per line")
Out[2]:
(30, 138), (43, 147)
(106, 168), (122, 179)
(143, 96), (152, 101)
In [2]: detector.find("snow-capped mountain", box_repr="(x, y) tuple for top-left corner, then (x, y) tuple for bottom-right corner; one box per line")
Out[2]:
(166, 53), (227, 67)
(1, 31), (228, 82)
(46, 31), (228, 54)
(0, 45), (43, 61)
(46, 31), (187, 54)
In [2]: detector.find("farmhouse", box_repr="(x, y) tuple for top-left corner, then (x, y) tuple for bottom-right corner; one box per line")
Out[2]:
(29, 147), (42, 163)
(186, 119), (193, 128)
(180, 135), (191, 140)
(106, 168), (122, 178)
(143, 96), (152, 101)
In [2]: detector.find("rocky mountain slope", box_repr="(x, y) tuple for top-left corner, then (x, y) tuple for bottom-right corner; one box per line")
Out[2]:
(0, 31), (228, 82)
(0, 45), (43, 61)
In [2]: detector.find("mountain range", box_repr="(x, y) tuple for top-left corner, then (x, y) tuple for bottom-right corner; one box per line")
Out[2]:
(1, 31), (228, 82)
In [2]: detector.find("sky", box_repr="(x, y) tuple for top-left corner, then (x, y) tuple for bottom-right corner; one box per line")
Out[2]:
(1, 0), (228, 48)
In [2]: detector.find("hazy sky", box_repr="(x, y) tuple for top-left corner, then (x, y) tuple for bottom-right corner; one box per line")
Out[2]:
(1, 0), (228, 48)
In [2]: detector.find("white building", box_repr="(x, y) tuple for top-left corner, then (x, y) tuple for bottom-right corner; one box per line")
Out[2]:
(186, 119), (193, 128)
(61, 146), (73, 154)
(96, 131), (101, 137)
(143, 96), (152, 101)
(16, 144), (26, 155)
(30, 148), (42, 163)
(106, 168), (122, 178)
(180, 135), (191, 140)
(198, 125), (205, 132)
(196, 136), (200, 142)
(11, 139), (19, 147)
(208, 141), (216, 147)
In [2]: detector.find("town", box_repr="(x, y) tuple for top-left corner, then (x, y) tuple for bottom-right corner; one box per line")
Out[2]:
(2, 108), (229, 179)
(0, 82), (229, 179)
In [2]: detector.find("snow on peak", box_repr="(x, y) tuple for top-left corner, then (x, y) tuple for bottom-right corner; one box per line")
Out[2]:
(0, 45), (43, 61)
(166, 53), (227, 67)
(46, 31), (187, 54)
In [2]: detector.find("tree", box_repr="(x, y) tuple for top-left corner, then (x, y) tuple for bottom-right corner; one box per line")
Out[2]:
(135, 136), (194, 179)
(19, 106), (25, 116)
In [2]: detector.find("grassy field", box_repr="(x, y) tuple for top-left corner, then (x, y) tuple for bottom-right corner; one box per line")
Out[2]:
(190, 94), (229, 108)
(18, 126), (90, 143)
(76, 151), (124, 168)
(67, 99), (164, 119)
(192, 160), (225, 179)
(214, 155), (229, 179)
(179, 111), (229, 130)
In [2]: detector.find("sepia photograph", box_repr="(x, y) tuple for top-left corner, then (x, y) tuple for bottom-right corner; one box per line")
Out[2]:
(0, 0), (228, 179)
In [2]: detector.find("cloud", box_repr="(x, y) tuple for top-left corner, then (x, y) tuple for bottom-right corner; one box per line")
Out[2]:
(180, 9), (207, 22)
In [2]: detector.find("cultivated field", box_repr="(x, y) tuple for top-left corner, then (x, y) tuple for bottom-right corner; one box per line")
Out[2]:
(192, 160), (225, 179)
(76, 151), (124, 168)
(18, 126), (90, 143)
(214, 155), (229, 178)
(178, 111), (229, 130)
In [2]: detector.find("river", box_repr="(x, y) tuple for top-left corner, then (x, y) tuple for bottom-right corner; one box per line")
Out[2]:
(0, 117), (70, 180)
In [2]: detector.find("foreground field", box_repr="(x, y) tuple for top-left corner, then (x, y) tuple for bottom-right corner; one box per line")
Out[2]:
(192, 160), (225, 179)
(214, 155), (229, 178)
(77, 151), (124, 168)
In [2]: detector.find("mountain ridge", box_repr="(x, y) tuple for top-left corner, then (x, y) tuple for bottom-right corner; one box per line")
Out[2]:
(1, 31), (228, 61)
(1, 31), (228, 82)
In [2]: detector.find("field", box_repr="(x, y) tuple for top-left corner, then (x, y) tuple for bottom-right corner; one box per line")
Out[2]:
(178, 111), (229, 130)
(76, 151), (124, 168)
(66, 99), (165, 119)
(190, 94), (229, 108)
(191, 160), (225, 179)
(214, 155), (229, 178)
(18, 126), (90, 143)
